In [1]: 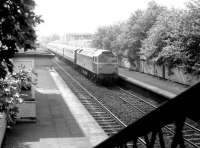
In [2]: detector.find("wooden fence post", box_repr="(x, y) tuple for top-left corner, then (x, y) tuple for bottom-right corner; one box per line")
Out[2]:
(162, 65), (165, 79)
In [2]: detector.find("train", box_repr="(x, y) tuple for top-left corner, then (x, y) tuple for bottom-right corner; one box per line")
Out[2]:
(47, 42), (119, 83)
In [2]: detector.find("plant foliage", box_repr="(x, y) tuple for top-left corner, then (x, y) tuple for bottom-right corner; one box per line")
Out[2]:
(0, 66), (37, 127)
(0, 0), (43, 78)
(92, 0), (200, 75)
(0, 73), (22, 127)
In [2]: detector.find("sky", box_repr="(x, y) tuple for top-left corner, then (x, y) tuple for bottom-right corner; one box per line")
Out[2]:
(34, 0), (189, 37)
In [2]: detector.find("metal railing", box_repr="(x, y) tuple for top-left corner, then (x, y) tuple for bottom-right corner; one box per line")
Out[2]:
(94, 82), (200, 148)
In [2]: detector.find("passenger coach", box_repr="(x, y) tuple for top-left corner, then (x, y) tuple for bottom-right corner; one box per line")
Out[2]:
(47, 42), (118, 83)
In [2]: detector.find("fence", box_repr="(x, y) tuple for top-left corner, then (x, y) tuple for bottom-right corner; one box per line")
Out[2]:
(119, 57), (200, 86)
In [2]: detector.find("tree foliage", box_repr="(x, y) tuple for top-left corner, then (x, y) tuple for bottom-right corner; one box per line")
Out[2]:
(180, 0), (200, 73)
(0, 0), (43, 78)
(126, 1), (165, 64)
(155, 0), (200, 73)
(92, 0), (200, 75)
(92, 1), (165, 64)
(141, 9), (183, 62)
(92, 23), (125, 51)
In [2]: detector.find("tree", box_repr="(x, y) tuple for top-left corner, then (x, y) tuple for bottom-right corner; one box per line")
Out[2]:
(0, 0), (43, 78)
(126, 1), (165, 65)
(180, 0), (200, 73)
(92, 1), (165, 68)
(140, 9), (183, 62)
(92, 23), (124, 51)
(125, 10), (143, 64)
(92, 26), (107, 49)
(153, 0), (200, 74)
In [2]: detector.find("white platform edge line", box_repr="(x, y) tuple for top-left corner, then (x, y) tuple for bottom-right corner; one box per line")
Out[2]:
(120, 74), (176, 98)
(49, 70), (108, 147)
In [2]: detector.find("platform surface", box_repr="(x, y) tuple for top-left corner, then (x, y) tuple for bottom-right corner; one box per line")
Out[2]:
(2, 68), (107, 148)
(119, 68), (189, 98)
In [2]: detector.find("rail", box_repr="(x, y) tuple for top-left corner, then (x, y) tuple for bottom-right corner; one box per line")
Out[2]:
(94, 82), (200, 148)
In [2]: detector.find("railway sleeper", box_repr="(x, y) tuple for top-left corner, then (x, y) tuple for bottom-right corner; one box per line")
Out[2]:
(98, 122), (121, 126)
(94, 117), (113, 120)
(183, 130), (196, 135)
(189, 138), (200, 144)
(183, 134), (200, 139)
(95, 120), (118, 123)
(103, 129), (118, 133)
(96, 119), (117, 122)
(92, 115), (112, 118)
(87, 109), (106, 112)
(86, 107), (104, 110)
(88, 110), (106, 113)
(89, 111), (107, 114)
(101, 126), (123, 130)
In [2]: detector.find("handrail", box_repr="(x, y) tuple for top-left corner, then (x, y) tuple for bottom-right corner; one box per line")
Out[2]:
(94, 82), (200, 148)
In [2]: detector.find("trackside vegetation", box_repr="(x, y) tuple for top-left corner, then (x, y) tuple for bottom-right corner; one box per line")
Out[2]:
(0, 0), (42, 127)
(92, 0), (200, 75)
(0, 0), (43, 78)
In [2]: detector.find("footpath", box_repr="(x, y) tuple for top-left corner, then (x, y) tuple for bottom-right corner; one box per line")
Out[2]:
(119, 68), (189, 98)
(2, 68), (107, 148)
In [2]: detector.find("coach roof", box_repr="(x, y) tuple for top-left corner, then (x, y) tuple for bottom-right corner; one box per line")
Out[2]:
(77, 48), (110, 57)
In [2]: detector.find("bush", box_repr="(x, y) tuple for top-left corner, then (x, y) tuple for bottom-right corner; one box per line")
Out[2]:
(0, 74), (22, 127)
(12, 66), (36, 91)
(0, 66), (37, 128)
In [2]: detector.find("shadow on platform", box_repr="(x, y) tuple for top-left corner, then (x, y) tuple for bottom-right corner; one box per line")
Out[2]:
(2, 90), (86, 148)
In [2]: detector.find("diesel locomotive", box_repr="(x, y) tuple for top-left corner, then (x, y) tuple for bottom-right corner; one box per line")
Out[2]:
(47, 42), (118, 83)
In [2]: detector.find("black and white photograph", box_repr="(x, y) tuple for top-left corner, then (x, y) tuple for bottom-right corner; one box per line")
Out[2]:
(0, 0), (200, 147)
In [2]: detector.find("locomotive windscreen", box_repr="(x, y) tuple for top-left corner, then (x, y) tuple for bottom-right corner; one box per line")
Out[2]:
(99, 53), (117, 63)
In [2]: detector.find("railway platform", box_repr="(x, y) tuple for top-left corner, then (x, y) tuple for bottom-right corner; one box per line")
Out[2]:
(119, 68), (189, 98)
(2, 67), (107, 148)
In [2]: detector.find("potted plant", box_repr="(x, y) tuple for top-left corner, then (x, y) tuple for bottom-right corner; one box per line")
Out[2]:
(0, 66), (37, 145)
(12, 66), (34, 91)
(12, 66), (37, 122)
(0, 73), (23, 125)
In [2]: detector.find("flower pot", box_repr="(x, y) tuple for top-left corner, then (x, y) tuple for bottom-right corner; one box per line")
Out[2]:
(16, 100), (36, 122)
(16, 86), (36, 122)
(0, 112), (6, 147)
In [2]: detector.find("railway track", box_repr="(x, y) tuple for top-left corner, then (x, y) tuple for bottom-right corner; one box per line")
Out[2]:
(117, 87), (200, 148)
(53, 56), (200, 148)
(53, 60), (125, 133)
(53, 59), (146, 147)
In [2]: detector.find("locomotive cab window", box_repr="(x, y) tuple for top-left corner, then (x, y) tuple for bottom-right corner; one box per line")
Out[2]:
(99, 53), (117, 63)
